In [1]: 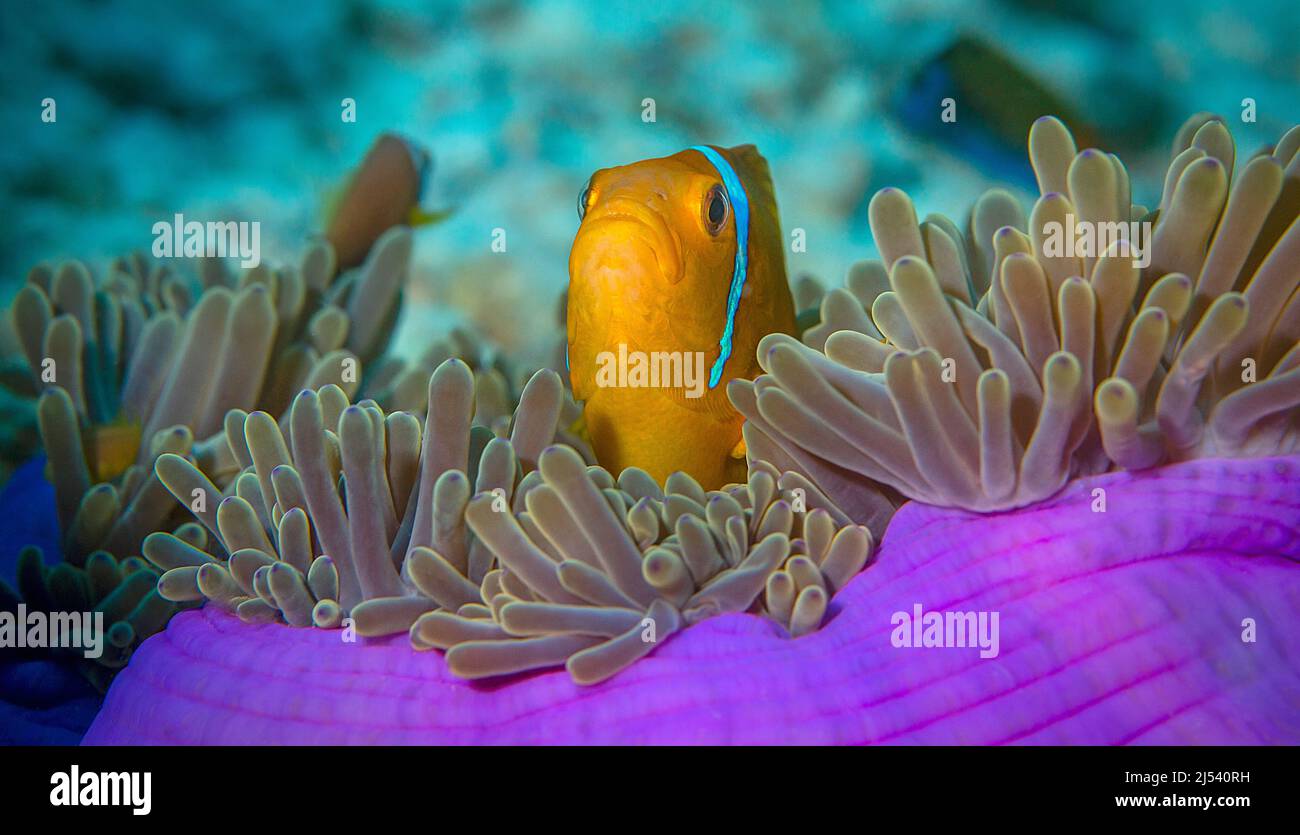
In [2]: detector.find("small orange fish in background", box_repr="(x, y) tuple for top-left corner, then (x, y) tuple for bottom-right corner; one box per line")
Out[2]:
(567, 144), (796, 489)
(325, 133), (451, 271)
(82, 421), (142, 483)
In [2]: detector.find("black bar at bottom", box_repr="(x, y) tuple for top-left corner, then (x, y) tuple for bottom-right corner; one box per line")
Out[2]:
(0, 744), (1280, 821)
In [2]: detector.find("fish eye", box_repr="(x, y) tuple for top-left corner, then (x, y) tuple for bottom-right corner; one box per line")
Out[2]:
(577, 179), (593, 221)
(704, 184), (729, 235)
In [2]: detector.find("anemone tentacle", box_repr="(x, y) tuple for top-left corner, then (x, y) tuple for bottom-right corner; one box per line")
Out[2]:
(144, 357), (873, 686)
(733, 115), (1300, 515)
(2, 231), (415, 679)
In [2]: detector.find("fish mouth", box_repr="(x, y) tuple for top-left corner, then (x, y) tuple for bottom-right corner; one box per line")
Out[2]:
(574, 200), (684, 288)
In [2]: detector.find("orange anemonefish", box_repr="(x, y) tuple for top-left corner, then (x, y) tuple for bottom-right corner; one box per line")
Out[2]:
(567, 144), (796, 489)
(82, 421), (142, 484)
(324, 133), (451, 271)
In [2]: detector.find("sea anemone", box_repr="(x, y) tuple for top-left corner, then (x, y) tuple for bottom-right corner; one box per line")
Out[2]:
(1, 228), (414, 678)
(47, 113), (1300, 744)
(84, 454), (1300, 744)
(144, 358), (551, 621)
(733, 114), (1299, 513)
(144, 358), (873, 686)
(434, 446), (872, 684)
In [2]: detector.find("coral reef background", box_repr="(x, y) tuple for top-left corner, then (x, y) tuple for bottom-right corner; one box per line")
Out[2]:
(2, 0), (1297, 372)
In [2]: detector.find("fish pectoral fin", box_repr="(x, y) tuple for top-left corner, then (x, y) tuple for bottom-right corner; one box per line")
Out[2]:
(566, 411), (592, 445)
(407, 206), (455, 227)
(729, 435), (746, 459)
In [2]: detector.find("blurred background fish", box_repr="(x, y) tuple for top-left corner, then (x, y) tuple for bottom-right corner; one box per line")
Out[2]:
(324, 132), (452, 270)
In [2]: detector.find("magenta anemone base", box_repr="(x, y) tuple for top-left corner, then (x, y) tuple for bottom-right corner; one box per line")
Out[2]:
(84, 456), (1300, 744)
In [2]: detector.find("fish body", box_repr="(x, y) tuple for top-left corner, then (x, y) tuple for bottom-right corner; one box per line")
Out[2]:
(567, 144), (796, 488)
(83, 420), (142, 483)
(897, 36), (1105, 187)
(325, 133), (448, 270)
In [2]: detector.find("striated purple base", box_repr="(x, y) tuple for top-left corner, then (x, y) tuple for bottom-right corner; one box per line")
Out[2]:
(84, 456), (1300, 744)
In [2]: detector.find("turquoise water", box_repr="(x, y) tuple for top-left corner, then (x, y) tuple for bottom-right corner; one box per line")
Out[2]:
(1, 0), (1296, 368)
